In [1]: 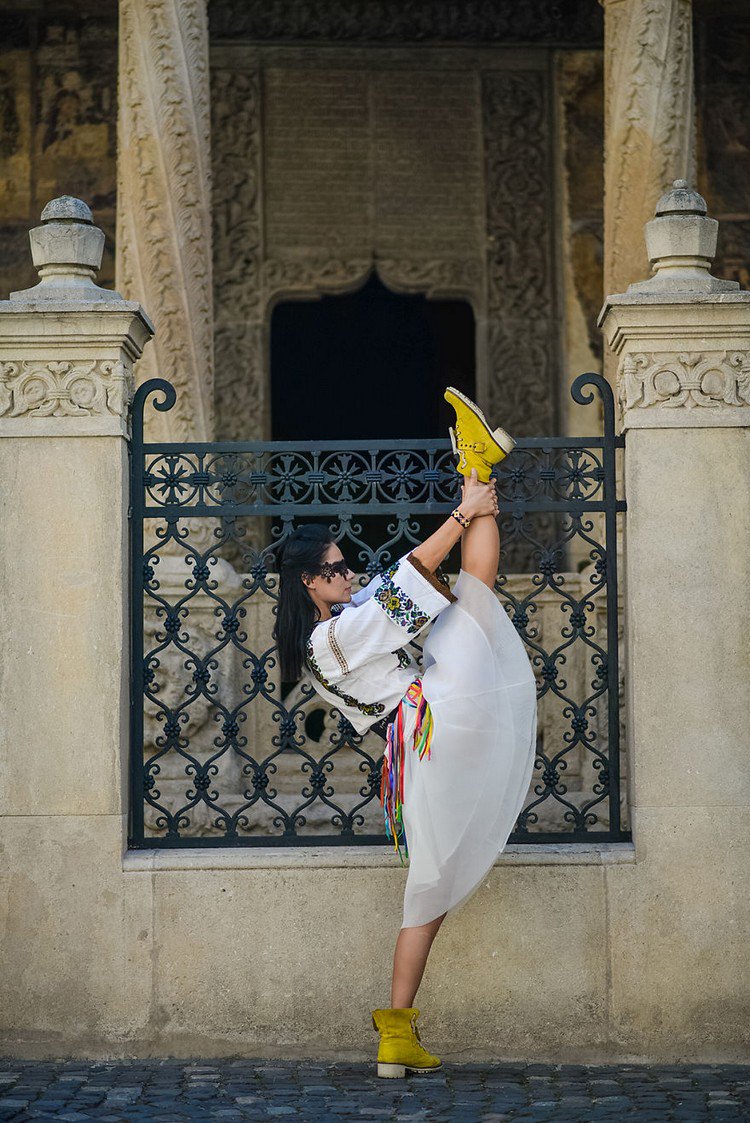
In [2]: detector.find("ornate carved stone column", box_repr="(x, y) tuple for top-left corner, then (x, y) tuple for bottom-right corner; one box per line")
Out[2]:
(598, 183), (750, 1048)
(117, 0), (214, 441)
(602, 0), (696, 302)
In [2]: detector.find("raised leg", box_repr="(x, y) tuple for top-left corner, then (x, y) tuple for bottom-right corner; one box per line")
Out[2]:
(391, 913), (447, 1008)
(460, 512), (499, 589)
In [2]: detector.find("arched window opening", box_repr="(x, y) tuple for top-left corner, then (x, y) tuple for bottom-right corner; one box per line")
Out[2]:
(270, 273), (475, 441)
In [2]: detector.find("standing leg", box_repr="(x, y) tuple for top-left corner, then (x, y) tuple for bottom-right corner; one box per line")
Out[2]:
(391, 913), (447, 1008)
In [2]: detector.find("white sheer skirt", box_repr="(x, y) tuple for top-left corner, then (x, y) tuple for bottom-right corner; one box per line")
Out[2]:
(399, 569), (538, 928)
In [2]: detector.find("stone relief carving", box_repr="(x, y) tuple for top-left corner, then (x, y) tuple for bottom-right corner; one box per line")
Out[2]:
(213, 322), (265, 441)
(619, 351), (750, 411)
(0, 359), (132, 419)
(377, 258), (483, 302)
(211, 66), (264, 441)
(211, 68), (262, 323)
(209, 1), (601, 44)
(603, 0), (694, 295)
(117, 0), (214, 442)
(260, 256), (482, 305)
(262, 258), (371, 302)
(483, 70), (557, 436)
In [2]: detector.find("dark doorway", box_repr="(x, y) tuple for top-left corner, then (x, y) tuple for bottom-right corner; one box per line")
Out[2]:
(270, 274), (475, 441)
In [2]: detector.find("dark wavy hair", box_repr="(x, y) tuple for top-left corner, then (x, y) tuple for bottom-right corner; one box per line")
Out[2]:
(274, 524), (335, 681)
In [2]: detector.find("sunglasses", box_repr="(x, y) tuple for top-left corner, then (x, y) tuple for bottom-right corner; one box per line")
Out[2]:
(315, 559), (350, 581)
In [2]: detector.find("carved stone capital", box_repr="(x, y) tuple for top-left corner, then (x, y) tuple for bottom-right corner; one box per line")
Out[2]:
(0, 359), (135, 437)
(618, 350), (750, 428)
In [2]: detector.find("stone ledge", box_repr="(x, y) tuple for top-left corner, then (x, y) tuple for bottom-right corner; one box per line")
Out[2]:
(0, 416), (130, 437)
(122, 842), (636, 872)
(623, 409), (750, 429)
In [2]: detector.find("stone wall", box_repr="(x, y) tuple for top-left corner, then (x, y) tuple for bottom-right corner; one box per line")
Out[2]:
(0, 2), (118, 298)
(695, 8), (750, 289)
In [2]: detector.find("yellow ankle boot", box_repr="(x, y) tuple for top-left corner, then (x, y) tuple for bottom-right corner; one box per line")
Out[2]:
(444, 385), (516, 483)
(371, 1007), (442, 1078)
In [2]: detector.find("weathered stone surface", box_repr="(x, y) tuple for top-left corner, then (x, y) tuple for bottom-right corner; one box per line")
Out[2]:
(602, 0), (695, 299)
(622, 426), (750, 809)
(145, 858), (609, 1056)
(694, 13), (750, 290)
(0, 437), (129, 814)
(426, 862), (610, 1058)
(117, 0), (214, 442)
(0, 815), (153, 1047)
(12, 195), (115, 303)
(0, 12), (118, 298)
(32, 14), (117, 219)
(482, 67), (558, 436)
(629, 180), (736, 295)
(608, 809), (750, 1060)
(558, 50), (604, 380)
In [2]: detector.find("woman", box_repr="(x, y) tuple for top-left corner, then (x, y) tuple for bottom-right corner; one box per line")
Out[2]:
(274, 389), (538, 1078)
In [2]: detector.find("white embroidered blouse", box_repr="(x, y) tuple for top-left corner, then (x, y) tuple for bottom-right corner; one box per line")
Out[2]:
(304, 553), (457, 734)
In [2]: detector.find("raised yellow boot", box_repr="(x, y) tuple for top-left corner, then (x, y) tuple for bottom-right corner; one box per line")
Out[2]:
(444, 385), (516, 483)
(371, 1007), (442, 1078)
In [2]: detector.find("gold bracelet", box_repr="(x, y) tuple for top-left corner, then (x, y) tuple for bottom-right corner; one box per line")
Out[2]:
(451, 507), (471, 530)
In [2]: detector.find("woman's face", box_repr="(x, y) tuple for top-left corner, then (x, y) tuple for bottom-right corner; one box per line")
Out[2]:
(302, 542), (354, 608)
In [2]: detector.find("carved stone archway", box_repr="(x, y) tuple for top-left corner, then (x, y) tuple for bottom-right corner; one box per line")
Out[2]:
(210, 47), (561, 442)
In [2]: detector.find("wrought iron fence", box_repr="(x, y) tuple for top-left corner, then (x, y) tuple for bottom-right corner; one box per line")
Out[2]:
(128, 374), (628, 848)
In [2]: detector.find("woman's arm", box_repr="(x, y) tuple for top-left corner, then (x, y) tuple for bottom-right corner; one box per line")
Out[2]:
(410, 469), (498, 573)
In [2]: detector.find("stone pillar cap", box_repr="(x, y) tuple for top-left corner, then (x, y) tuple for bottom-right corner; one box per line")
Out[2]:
(624, 181), (738, 296)
(10, 195), (123, 304)
(654, 179), (707, 217)
(40, 195), (95, 224)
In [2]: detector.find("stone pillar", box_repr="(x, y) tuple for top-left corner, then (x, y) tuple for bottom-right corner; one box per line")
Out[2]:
(116, 0), (213, 441)
(599, 182), (750, 1049)
(0, 196), (152, 824)
(0, 199), (157, 1044)
(602, 0), (695, 301)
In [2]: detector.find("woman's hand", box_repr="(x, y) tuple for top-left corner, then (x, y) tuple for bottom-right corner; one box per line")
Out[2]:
(459, 468), (499, 520)
(410, 470), (498, 574)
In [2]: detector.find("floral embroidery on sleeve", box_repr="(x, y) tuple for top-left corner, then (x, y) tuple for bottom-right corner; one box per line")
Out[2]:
(373, 572), (430, 633)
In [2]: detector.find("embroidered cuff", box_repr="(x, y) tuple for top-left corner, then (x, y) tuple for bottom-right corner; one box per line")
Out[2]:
(406, 553), (458, 604)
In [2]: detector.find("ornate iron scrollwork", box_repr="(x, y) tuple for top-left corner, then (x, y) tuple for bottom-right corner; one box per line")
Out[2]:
(129, 373), (627, 847)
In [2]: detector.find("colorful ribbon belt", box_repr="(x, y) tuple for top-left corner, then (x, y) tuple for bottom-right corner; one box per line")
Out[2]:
(380, 678), (434, 865)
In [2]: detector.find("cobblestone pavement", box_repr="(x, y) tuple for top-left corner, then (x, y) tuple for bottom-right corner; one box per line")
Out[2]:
(1, 1059), (749, 1121)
